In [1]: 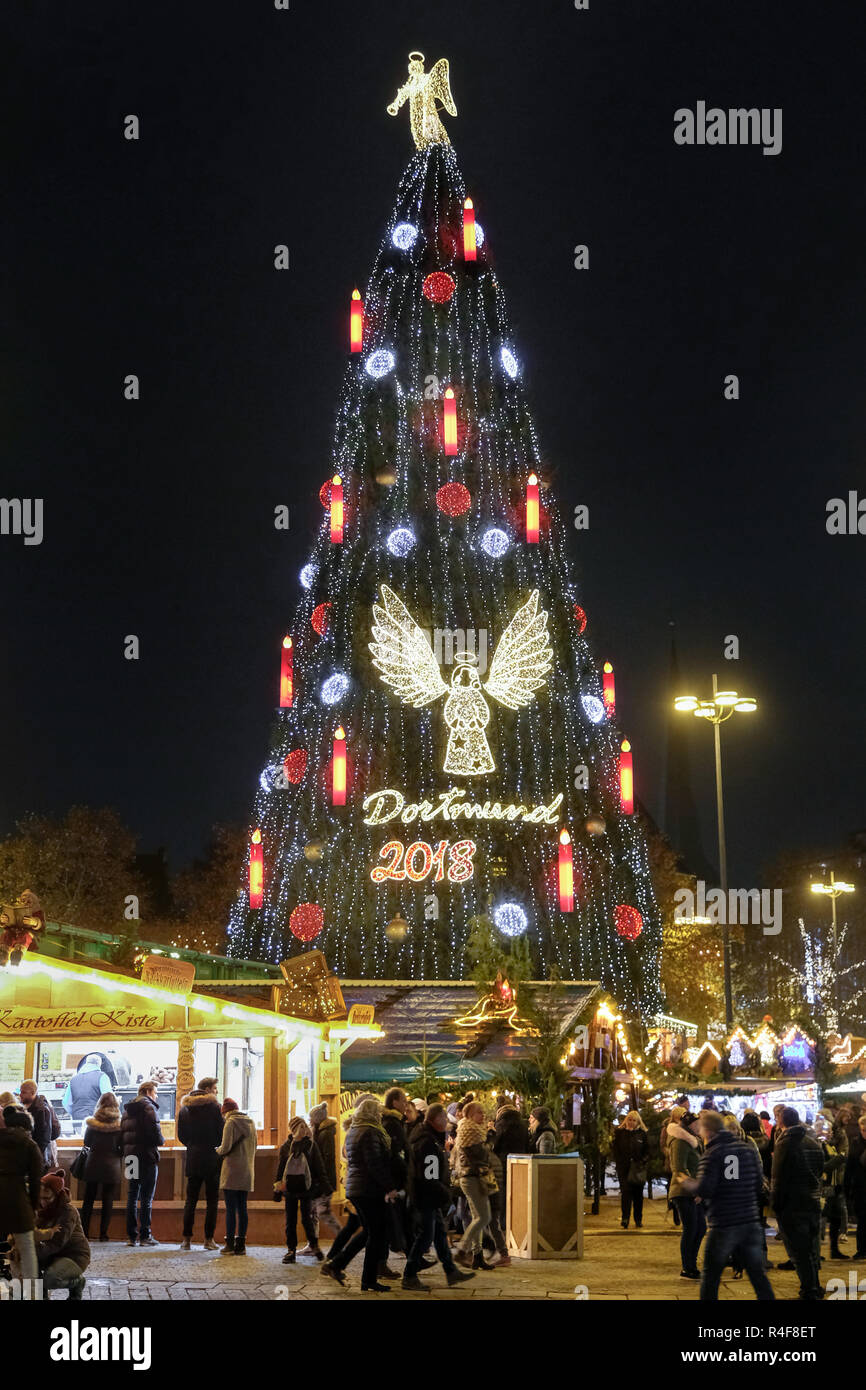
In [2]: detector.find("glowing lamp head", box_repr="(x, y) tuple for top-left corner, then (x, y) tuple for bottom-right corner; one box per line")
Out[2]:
(674, 695), (698, 712)
(734, 697), (757, 713)
(714, 690), (739, 708)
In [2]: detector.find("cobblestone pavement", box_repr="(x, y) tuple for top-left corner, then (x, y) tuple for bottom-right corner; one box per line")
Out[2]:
(44, 1197), (842, 1302)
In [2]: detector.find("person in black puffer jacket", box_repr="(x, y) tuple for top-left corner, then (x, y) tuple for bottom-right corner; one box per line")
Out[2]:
(80, 1091), (123, 1241)
(612, 1112), (649, 1230)
(493, 1103), (529, 1210)
(321, 1098), (397, 1292)
(772, 1106), (825, 1301)
(177, 1078), (225, 1251)
(274, 1115), (326, 1263)
(402, 1104), (476, 1290)
(686, 1110), (774, 1301)
(121, 1082), (164, 1246)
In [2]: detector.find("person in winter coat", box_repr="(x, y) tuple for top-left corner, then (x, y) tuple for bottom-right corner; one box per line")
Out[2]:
(177, 1076), (224, 1251)
(321, 1098), (397, 1292)
(452, 1101), (498, 1271)
(63, 1055), (111, 1129)
(80, 1091), (123, 1241)
(402, 1103), (476, 1290)
(406, 1099), (427, 1143)
(815, 1108), (849, 1262)
(612, 1111), (649, 1230)
(214, 1097), (257, 1256)
(18, 1080), (54, 1168)
(492, 1102), (529, 1210)
(322, 1113), (365, 1269)
(0, 1105), (43, 1281)
(308, 1102), (339, 1242)
(844, 1112), (866, 1258)
(529, 1106), (557, 1155)
(274, 1115), (326, 1264)
(771, 1105), (824, 1301)
(668, 1107), (705, 1279)
(685, 1110), (774, 1301)
(380, 1087), (411, 1268)
(121, 1082), (164, 1246)
(32, 1173), (90, 1299)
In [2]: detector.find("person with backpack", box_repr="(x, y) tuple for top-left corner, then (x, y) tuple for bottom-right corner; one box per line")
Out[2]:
(215, 1098), (257, 1256)
(79, 1091), (123, 1241)
(274, 1115), (326, 1264)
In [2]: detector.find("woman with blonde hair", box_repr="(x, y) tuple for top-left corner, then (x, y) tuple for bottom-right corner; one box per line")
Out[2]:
(612, 1110), (649, 1229)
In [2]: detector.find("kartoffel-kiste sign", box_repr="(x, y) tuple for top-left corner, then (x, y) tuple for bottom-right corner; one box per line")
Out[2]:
(0, 1006), (166, 1034)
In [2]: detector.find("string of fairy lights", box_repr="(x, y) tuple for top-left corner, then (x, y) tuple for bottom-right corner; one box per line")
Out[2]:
(227, 142), (662, 1014)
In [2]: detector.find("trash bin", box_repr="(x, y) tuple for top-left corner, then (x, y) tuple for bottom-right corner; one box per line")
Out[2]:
(506, 1154), (584, 1259)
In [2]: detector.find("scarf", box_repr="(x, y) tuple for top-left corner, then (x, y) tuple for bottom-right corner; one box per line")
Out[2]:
(455, 1117), (487, 1151)
(352, 1116), (390, 1147)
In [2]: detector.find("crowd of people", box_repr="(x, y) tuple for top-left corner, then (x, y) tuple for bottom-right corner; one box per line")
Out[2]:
(648, 1096), (866, 1301)
(0, 1078), (557, 1296)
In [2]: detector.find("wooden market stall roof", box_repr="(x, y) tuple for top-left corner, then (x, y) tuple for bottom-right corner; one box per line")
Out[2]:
(336, 979), (600, 1085)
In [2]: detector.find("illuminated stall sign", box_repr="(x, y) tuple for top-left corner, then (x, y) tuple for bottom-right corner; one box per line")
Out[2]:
(0, 1006), (167, 1035)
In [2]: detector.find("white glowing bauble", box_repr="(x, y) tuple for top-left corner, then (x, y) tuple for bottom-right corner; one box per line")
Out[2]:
(392, 223), (418, 251)
(300, 563), (318, 591)
(500, 346), (519, 379)
(321, 672), (350, 705)
(494, 902), (528, 938)
(386, 526), (416, 557)
(365, 349), (396, 379)
(475, 223), (485, 248)
(480, 527), (510, 558)
(581, 695), (605, 723)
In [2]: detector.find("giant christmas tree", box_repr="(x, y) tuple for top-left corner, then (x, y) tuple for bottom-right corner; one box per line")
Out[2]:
(228, 55), (662, 1015)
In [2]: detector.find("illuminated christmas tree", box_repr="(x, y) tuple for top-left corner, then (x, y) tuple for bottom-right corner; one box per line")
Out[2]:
(227, 55), (662, 1014)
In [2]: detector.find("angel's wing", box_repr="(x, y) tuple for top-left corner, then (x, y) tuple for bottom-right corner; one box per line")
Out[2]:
(370, 585), (447, 708)
(429, 58), (457, 116)
(484, 591), (553, 711)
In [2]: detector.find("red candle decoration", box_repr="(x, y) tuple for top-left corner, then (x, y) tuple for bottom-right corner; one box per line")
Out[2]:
(574, 604), (587, 635)
(283, 748), (307, 784)
(311, 602), (331, 637)
(422, 271), (456, 304)
(463, 198), (477, 261)
(330, 474), (344, 543)
(249, 829), (263, 910)
(526, 473), (540, 542)
(436, 481), (472, 517)
(619, 739), (634, 815)
(558, 829), (574, 913)
(602, 662), (616, 719)
(615, 904), (643, 941)
(350, 288), (363, 353)
(279, 636), (293, 708)
(289, 903), (324, 943)
(443, 387), (458, 456)
(332, 726), (347, 805)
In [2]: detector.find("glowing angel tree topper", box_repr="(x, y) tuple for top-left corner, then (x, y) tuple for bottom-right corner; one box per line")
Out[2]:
(226, 55), (662, 1014)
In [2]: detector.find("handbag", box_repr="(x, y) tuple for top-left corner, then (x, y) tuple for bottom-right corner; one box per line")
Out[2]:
(69, 1146), (90, 1182)
(627, 1158), (647, 1185)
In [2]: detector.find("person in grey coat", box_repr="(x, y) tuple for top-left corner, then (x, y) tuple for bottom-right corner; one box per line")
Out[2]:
(215, 1098), (257, 1256)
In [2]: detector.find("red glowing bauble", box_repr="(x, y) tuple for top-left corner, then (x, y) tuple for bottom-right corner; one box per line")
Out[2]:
(289, 903), (324, 942)
(436, 482), (472, 517)
(614, 904), (643, 941)
(283, 749), (308, 784)
(311, 602), (331, 637)
(574, 604), (587, 634)
(319, 479), (332, 507)
(422, 271), (456, 304)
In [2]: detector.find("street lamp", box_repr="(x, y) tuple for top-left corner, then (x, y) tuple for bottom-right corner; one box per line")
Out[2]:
(810, 869), (855, 960)
(674, 674), (758, 1029)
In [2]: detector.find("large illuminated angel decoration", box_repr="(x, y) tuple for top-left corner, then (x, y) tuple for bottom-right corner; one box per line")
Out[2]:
(370, 586), (553, 777)
(386, 53), (457, 151)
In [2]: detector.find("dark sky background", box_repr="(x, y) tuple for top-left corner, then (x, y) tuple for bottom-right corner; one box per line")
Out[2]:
(3, 0), (865, 889)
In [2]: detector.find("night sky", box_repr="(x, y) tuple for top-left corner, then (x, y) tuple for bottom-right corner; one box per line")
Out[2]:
(4, 1), (865, 889)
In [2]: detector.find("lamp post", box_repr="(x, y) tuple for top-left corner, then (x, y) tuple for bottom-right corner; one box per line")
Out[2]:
(674, 675), (757, 1029)
(810, 869), (855, 962)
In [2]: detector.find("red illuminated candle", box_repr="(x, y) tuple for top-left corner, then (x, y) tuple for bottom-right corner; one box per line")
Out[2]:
(249, 829), (263, 909)
(602, 661), (616, 719)
(463, 198), (477, 261)
(526, 472), (540, 542)
(279, 636), (293, 708)
(332, 726), (347, 805)
(330, 474), (344, 543)
(443, 388), (458, 456)
(350, 289), (363, 353)
(558, 829), (574, 912)
(619, 739), (634, 815)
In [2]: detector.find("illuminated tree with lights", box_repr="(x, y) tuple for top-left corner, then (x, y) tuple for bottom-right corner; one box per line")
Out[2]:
(772, 917), (866, 1035)
(227, 55), (662, 1014)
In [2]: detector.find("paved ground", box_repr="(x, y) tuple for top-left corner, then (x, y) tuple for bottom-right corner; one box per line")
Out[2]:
(45, 1195), (851, 1301)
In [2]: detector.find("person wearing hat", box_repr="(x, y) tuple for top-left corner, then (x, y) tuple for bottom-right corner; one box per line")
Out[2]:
(529, 1106), (557, 1155)
(668, 1107), (705, 1278)
(215, 1098), (257, 1256)
(307, 1102), (339, 1246)
(0, 1104), (43, 1283)
(32, 1172), (90, 1299)
(405, 1098), (427, 1144)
